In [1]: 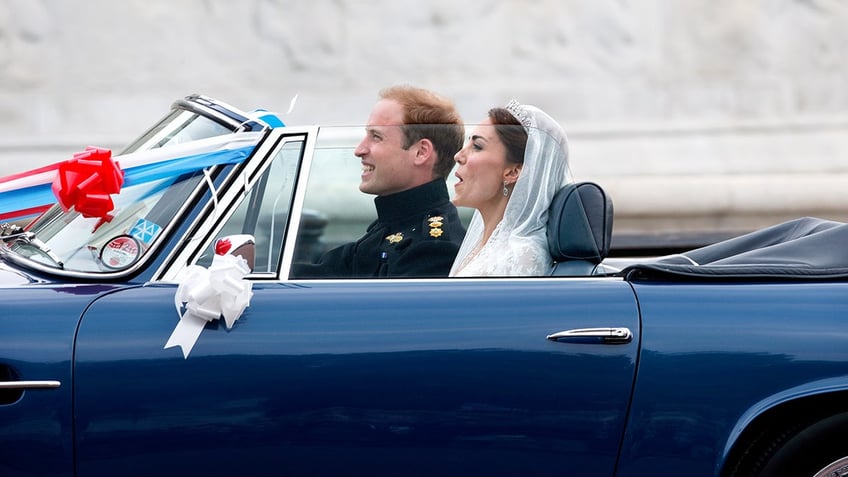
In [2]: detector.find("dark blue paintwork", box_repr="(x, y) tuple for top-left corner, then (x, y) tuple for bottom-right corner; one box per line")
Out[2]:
(617, 280), (848, 477)
(0, 279), (124, 477)
(73, 280), (639, 476)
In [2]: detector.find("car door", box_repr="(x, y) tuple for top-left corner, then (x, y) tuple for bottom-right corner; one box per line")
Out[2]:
(73, 276), (639, 477)
(0, 281), (120, 477)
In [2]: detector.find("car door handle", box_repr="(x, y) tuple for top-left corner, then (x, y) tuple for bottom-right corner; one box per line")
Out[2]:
(546, 327), (633, 344)
(0, 380), (61, 390)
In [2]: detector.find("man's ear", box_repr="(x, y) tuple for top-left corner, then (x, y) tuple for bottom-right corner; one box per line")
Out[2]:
(413, 138), (435, 166)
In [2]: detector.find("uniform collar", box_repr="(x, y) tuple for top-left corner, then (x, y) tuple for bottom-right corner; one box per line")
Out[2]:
(374, 179), (450, 223)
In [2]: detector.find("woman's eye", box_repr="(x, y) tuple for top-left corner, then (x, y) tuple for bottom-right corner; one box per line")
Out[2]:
(472, 142), (483, 151)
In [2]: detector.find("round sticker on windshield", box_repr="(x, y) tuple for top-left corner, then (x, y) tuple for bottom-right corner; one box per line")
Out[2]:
(100, 235), (142, 270)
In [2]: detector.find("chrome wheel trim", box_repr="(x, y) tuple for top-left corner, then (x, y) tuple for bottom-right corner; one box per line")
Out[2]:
(813, 456), (848, 477)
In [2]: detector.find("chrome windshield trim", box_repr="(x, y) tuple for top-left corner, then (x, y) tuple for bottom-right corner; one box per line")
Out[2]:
(173, 95), (257, 132)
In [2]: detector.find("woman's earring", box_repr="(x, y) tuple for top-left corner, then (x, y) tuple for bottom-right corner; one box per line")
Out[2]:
(503, 181), (509, 197)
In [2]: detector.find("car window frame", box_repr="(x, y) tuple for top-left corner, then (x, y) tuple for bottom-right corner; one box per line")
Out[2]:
(154, 126), (317, 282)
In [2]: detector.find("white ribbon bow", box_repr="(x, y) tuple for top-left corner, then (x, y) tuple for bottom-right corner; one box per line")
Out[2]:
(165, 253), (253, 358)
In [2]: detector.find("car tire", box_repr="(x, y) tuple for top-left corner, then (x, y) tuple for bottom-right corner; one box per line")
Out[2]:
(744, 411), (848, 477)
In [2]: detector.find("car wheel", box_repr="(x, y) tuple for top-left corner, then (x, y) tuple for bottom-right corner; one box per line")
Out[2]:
(811, 456), (848, 477)
(751, 412), (848, 477)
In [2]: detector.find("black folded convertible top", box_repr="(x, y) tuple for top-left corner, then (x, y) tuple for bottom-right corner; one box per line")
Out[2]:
(623, 217), (848, 281)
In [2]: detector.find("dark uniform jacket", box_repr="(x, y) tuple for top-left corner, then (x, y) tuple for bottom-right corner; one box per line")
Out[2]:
(291, 179), (466, 278)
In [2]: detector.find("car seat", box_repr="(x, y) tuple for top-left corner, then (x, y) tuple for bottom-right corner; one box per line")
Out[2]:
(546, 182), (614, 276)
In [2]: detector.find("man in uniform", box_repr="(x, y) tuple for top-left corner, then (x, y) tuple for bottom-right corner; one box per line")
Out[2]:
(291, 85), (466, 278)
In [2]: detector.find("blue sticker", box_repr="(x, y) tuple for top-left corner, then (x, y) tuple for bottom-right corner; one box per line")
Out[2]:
(130, 218), (162, 244)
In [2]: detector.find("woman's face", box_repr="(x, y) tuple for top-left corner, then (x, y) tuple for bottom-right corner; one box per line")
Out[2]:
(453, 117), (514, 211)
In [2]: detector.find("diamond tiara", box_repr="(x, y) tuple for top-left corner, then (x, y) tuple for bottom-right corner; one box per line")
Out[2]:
(505, 99), (532, 128)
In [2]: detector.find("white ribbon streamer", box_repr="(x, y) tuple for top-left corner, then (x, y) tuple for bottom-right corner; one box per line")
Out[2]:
(202, 168), (219, 220)
(165, 253), (253, 358)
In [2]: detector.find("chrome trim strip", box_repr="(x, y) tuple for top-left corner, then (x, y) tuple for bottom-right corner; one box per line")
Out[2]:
(0, 380), (61, 390)
(174, 100), (244, 130)
(173, 95), (253, 131)
(278, 128), (320, 279)
(282, 275), (625, 284)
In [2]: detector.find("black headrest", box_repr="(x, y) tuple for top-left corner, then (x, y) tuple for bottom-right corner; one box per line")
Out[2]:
(547, 182), (614, 264)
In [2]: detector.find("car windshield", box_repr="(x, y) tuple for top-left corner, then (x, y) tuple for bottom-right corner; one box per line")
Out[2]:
(3, 171), (205, 273)
(0, 98), (252, 275)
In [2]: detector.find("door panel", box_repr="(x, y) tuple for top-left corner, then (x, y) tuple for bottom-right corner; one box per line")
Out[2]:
(74, 278), (639, 476)
(0, 286), (108, 477)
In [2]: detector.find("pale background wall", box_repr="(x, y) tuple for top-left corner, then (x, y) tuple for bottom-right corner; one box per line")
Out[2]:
(1, 0), (846, 240)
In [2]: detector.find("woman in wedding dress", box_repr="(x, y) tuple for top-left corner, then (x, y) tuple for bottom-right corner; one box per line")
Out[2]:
(449, 100), (571, 277)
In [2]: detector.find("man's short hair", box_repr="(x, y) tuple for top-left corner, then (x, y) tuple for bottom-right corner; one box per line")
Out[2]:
(379, 85), (465, 179)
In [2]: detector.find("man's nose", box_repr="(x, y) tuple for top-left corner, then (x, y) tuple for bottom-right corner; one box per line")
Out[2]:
(354, 140), (367, 157)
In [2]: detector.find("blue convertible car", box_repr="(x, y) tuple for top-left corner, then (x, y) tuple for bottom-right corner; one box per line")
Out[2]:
(1, 95), (847, 477)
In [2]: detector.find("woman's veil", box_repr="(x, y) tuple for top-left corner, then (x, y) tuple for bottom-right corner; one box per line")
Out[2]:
(450, 101), (572, 276)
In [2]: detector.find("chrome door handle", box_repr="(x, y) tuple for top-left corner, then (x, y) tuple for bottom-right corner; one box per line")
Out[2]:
(546, 327), (633, 344)
(0, 380), (61, 390)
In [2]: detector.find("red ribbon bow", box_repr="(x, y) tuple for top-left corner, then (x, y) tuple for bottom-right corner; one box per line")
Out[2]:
(51, 147), (124, 220)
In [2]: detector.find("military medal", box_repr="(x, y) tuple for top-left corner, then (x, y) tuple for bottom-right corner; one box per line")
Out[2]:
(428, 216), (444, 238)
(385, 232), (404, 244)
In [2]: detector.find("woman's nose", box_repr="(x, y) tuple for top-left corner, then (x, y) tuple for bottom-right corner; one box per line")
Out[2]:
(454, 148), (465, 164)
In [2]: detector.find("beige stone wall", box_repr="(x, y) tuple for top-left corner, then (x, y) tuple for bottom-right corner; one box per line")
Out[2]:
(1, 0), (846, 236)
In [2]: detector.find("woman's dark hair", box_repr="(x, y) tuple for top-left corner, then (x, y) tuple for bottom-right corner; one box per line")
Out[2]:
(488, 107), (527, 165)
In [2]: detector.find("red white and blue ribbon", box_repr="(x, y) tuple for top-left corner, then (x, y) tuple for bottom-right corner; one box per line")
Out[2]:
(0, 132), (263, 222)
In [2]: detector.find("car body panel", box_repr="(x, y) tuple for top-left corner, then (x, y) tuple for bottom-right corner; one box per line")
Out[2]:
(617, 280), (848, 476)
(73, 278), (639, 476)
(0, 283), (122, 477)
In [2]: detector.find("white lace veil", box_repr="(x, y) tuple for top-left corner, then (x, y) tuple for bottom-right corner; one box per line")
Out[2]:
(450, 101), (572, 276)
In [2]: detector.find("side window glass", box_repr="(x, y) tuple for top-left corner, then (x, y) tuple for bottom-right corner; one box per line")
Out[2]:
(294, 127), (375, 265)
(202, 139), (303, 273)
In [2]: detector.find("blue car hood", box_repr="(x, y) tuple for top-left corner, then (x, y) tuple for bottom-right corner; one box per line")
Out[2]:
(0, 261), (40, 286)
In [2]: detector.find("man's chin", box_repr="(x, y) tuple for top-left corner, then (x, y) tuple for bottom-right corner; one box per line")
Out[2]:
(358, 182), (376, 195)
